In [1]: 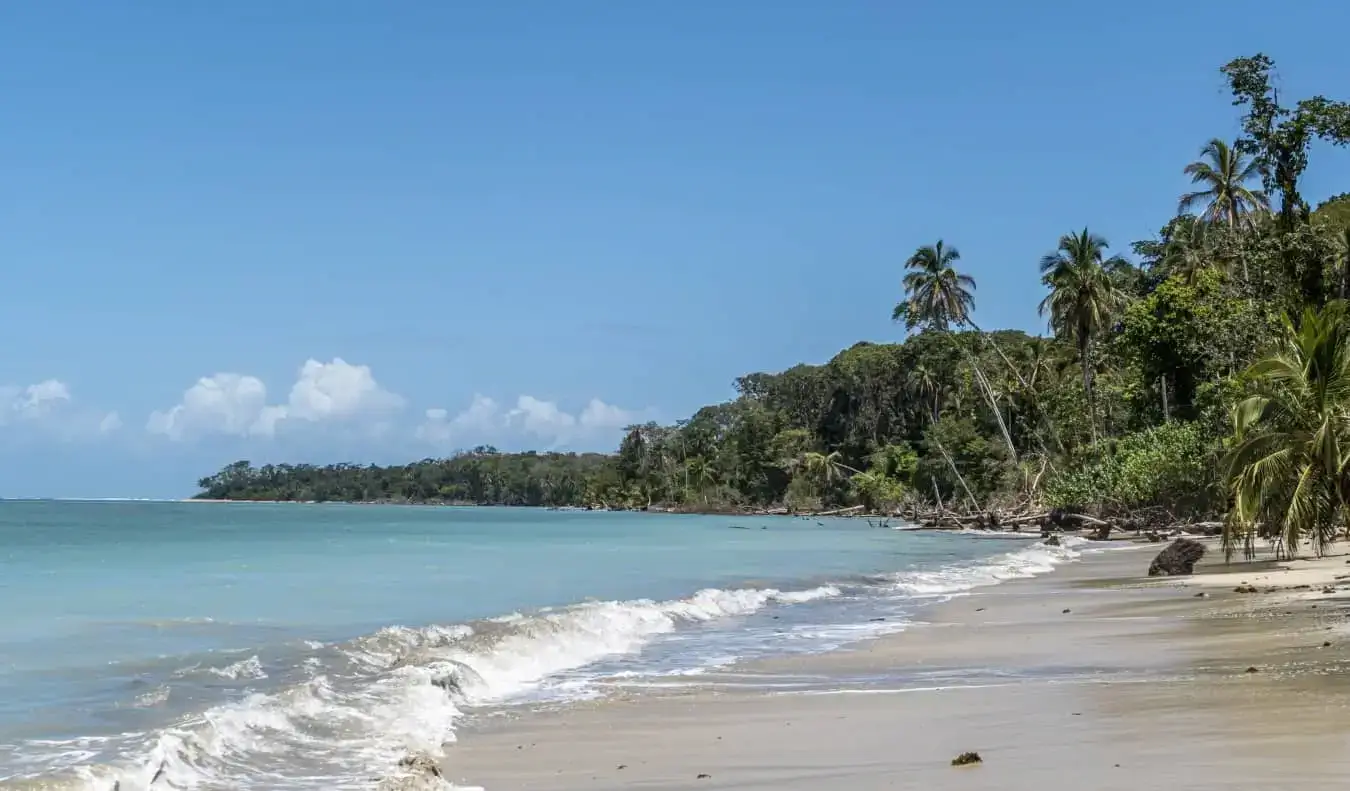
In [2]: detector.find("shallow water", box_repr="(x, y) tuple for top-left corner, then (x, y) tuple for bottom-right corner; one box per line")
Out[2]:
(0, 500), (1082, 789)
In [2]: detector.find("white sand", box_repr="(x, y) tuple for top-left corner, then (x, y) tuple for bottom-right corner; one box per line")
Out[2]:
(444, 540), (1350, 790)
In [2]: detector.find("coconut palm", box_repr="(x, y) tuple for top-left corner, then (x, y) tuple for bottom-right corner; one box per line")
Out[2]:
(893, 241), (1018, 459)
(906, 362), (941, 423)
(799, 451), (860, 490)
(1178, 138), (1270, 229)
(1222, 300), (1350, 560)
(1038, 228), (1130, 442)
(892, 241), (975, 332)
(1330, 225), (1350, 299)
(1159, 216), (1222, 285)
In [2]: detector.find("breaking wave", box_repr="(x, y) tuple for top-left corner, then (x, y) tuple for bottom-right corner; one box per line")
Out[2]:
(7, 537), (1091, 790)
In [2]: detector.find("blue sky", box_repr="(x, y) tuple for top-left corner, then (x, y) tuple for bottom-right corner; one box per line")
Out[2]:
(2, 1), (1348, 498)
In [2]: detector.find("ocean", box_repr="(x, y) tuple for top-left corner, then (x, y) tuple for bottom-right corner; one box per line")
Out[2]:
(0, 500), (1086, 789)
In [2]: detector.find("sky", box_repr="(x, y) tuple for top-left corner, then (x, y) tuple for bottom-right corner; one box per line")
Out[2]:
(2, 1), (1348, 498)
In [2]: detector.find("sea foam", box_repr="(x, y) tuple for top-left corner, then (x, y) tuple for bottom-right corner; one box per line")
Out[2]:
(21, 537), (1091, 791)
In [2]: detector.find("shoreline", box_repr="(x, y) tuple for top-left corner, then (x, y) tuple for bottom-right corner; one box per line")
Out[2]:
(439, 540), (1350, 790)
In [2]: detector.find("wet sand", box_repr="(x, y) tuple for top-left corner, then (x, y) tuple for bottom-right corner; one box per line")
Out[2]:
(445, 541), (1350, 790)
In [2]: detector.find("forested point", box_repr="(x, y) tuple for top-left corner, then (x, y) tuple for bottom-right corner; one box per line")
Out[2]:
(198, 54), (1350, 560)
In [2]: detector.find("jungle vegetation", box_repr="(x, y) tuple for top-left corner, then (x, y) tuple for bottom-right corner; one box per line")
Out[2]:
(197, 55), (1350, 557)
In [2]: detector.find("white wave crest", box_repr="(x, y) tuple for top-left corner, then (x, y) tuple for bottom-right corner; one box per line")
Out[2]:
(65, 584), (838, 790)
(890, 536), (1088, 596)
(206, 655), (267, 681)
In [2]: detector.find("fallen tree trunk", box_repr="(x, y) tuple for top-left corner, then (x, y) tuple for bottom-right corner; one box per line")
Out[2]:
(815, 505), (866, 517)
(1148, 538), (1207, 577)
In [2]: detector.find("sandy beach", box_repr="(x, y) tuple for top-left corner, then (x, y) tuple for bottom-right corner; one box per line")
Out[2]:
(444, 539), (1350, 790)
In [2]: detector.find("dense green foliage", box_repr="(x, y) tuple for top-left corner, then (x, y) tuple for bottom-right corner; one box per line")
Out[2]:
(197, 55), (1350, 554)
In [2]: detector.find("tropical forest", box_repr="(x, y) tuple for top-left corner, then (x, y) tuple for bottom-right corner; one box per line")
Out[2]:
(198, 55), (1350, 557)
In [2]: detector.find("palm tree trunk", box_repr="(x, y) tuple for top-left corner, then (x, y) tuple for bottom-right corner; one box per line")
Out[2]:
(1081, 338), (1097, 444)
(965, 319), (1028, 389)
(967, 352), (1019, 462)
(932, 436), (981, 513)
(1341, 253), (1350, 301)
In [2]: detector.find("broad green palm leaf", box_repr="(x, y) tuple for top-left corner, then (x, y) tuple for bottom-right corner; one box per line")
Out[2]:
(1178, 138), (1270, 228)
(1223, 301), (1350, 559)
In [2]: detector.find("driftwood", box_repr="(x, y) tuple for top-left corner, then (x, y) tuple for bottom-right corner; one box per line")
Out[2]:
(1148, 538), (1207, 577)
(815, 505), (866, 516)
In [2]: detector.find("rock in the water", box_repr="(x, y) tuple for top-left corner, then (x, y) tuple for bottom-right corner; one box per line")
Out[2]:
(951, 751), (983, 766)
(376, 753), (446, 791)
(1044, 535), (1062, 547)
(397, 754), (441, 777)
(429, 660), (484, 699)
(1147, 538), (1206, 577)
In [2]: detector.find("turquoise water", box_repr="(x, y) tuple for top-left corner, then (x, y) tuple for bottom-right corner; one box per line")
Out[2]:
(0, 501), (1078, 789)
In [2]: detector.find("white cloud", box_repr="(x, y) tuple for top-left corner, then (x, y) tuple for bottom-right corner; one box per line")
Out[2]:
(148, 358), (403, 441)
(0, 379), (118, 440)
(578, 398), (635, 431)
(99, 412), (124, 434)
(147, 373), (268, 440)
(0, 379), (72, 423)
(415, 408), (454, 444)
(510, 395), (577, 439)
(453, 394), (500, 432)
(418, 393), (639, 448)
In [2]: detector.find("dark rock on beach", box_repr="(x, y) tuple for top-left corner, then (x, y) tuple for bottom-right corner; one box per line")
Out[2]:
(376, 753), (444, 791)
(1147, 538), (1207, 577)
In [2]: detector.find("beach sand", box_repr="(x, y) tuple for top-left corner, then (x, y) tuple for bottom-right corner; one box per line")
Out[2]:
(444, 540), (1350, 790)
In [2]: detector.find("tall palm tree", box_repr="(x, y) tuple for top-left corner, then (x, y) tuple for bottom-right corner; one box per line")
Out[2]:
(893, 241), (1018, 460)
(1039, 228), (1130, 442)
(1178, 138), (1270, 229)
(1222, 301), (1350, 560)
(892, 241), (975, 332)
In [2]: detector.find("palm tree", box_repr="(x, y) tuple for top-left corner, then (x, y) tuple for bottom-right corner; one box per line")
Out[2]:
(892, 241), (975, 332)
(799, 451), (860, 490)
(906, 362), (941, 423)
(1222, 301), (1350, 560)
(1329, 225), (1350, 300)
(1159, 216), (1221, 285)
(893, 241), (1018, 460)
(1039, 228), (1130, 442)
(1178, 138), (1270, 229)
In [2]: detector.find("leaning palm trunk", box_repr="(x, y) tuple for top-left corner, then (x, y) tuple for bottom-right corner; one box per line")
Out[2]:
(965, 319), (1029, 390)
(967, 355), (1018, 461)
(931, 436), (981, 512)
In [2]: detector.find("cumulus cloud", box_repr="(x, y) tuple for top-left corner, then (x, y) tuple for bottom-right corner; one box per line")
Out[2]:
(0, 379), (119, 439)
(148, 358), (403, 441)
(417, 393), (640, 448)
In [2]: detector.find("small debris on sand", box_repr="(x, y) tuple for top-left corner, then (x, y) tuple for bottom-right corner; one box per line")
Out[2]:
(697, 773), (713, 780)
(1245, 666), (1260, 673)
(951, 751), (983, 767)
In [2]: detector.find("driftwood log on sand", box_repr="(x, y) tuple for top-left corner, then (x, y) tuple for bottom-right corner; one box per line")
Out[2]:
(1147, 538), (1207, 577)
